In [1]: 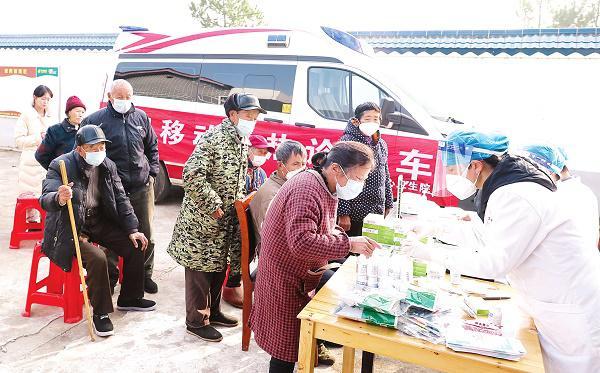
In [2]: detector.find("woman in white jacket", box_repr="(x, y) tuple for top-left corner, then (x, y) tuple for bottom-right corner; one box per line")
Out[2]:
(14, 85), (53, 222)
(432, 130), (600, 373)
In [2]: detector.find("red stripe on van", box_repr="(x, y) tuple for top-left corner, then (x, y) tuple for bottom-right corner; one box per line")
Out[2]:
(125, 28), (288, 53)
(120, 32), (170, 51)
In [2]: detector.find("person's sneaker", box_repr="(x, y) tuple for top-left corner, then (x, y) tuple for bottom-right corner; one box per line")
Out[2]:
(92, 314), (114, 337)
(186, 325), (223, 342)
(222, 286), (243, 308)
(144, 278), (158, 294)
(317, 342), (335, 366)
(116, 298), (156, 311)
(209, 312), (239, 327)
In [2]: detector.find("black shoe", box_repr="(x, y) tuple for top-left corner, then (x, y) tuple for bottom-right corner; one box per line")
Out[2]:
(186, 325), (223, 342)
(116, 298), (156, 312)
(92, 314), (114, 337)
(144, 278), (158, 294)
(317, 342), (335, 366)
(209, 312), (239, 327)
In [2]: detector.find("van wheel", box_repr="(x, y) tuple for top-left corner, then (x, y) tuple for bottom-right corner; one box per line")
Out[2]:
(153, 162), (171, 204)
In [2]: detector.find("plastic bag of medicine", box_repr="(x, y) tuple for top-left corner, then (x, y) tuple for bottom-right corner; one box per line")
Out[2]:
(340, 288), (409, 316)
(396, 320), (446, 345)
(405, 288), (438, 311)
(335, 305), (399, 329)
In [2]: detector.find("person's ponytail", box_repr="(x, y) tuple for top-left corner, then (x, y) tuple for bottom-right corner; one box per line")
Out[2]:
(311, 151), (328, 172)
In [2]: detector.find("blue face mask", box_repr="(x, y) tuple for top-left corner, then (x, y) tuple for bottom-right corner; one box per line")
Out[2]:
(336, 166), (365, 200)
(84, 150), (106, 167)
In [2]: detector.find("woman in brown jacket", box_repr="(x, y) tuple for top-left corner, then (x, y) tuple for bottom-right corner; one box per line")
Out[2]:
(250, 141), (380, 372)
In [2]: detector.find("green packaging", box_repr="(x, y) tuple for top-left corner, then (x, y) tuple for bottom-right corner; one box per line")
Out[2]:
(405, 288), (437, 311)
(413, 259), (428, 277)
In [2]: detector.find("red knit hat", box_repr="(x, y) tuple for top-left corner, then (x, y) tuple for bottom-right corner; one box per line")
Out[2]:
(65, 96), (86, 114)
(249, 135), (275, 153)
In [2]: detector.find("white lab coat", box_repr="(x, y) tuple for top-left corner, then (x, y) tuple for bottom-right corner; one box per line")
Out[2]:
(456, 182), (600, 373)
(558, 176), (599, 249)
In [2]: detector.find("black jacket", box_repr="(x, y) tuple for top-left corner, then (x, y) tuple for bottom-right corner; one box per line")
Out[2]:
(477, 154), (557, 220)
(35, 119), (78, 170)
(81, 102), (159, 192)
(39, 151), (139, 272)
(338, 120), (394, 222)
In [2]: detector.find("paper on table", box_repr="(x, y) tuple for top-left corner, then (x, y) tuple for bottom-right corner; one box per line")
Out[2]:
(446, 325), (526, 361)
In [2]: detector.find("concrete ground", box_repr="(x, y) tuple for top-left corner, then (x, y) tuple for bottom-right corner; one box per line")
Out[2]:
(0, 149), (434, 373)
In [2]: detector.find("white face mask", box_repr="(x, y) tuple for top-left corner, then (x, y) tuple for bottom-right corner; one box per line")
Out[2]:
(84, 150), (106, 167)
(112, 99), (131, 114)
(445, 167), (477, 200)
(336, 166), (365, 200)
(251, 155), (268, 167)
(359, 121), (379, 137)
(236, 118), (256, 138)
(283, 164), (305, 180)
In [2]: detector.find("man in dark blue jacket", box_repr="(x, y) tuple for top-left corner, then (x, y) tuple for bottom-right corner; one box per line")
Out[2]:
(337, 102), (394, 235)
(40, 125), (156, 337)
(81, 80), (160, 293)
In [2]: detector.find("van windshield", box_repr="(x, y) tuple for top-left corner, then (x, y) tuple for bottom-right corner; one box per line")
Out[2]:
(370, 59), (442, 138)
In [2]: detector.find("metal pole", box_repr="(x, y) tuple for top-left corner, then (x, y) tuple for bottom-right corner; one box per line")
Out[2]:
(396, 174), (403, 219)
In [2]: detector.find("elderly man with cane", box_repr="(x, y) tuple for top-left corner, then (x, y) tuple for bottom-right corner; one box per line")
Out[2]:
(40, 125), (156, 338)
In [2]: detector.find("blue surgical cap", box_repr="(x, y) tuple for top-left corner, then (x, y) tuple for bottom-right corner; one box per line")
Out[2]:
(444, 130), (510, 165)
(522, 144), (565, 174)
(557, 146), (569, 162)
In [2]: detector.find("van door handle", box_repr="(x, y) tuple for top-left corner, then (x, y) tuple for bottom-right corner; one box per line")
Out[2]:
(295, 122), (315, 128)
(264, 117), (283, 123)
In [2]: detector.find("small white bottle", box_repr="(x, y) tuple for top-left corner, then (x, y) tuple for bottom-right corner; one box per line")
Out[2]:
(356, 255), (368, 286)
(366, 256), (379, 288)
(447, 254), (462, 286)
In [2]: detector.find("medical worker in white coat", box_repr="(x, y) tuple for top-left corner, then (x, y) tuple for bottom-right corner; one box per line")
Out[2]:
(520, 144), (599, 249)
(429, 130), (600, 373)
(557, 147), (599, 249)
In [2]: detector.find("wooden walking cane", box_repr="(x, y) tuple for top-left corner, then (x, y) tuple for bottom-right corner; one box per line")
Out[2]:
(59, 160), (95, 342)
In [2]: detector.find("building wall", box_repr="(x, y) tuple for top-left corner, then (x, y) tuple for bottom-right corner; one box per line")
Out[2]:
(0, 49), (115, 148)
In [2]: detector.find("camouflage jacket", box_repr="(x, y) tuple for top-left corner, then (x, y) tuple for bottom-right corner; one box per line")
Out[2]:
(167, 118), (248, 273)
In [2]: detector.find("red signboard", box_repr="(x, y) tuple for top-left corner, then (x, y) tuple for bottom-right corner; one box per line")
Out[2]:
(139, 105), (456, 207)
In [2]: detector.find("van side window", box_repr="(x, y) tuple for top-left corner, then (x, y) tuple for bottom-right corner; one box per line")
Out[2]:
(199, 63), (295, 113)
(351, 74), (388, 116)
(114, 62), (200, 102)
(307, 68), (351, 121)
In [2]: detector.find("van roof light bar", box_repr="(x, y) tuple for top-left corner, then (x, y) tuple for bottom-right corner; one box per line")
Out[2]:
(267, 34), (290, 48)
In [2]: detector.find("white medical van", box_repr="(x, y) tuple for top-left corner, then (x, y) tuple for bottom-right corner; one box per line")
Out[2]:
(106, 26), (454, 204)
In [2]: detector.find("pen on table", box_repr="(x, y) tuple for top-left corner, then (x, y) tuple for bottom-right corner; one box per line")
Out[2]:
(482, 296), (511, 300)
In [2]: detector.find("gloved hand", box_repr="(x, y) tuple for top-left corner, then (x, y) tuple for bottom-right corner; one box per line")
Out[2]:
(403, 237), (433, 261)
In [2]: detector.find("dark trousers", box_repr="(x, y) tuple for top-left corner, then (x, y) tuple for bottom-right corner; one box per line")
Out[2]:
(226, 273), (242, 288)
(81, 215), (145, 314)
(107, 178), (155, 285)
(269, 357), (294, 373)
(185, 269), (226, 328)
(347, 219), (364, 237)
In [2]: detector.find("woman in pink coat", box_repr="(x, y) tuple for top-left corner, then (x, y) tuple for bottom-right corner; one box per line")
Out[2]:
(250, 141), (380, 372)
